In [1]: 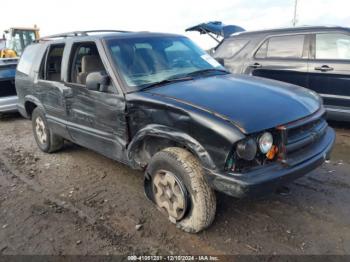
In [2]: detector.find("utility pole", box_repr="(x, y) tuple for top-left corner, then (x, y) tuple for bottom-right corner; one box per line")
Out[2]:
(292, 0), (298, 27)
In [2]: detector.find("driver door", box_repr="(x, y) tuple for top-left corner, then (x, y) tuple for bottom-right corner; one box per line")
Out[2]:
(65, 41), (128, 162)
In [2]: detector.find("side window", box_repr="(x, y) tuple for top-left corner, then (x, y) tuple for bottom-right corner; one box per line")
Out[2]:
(255, 35), (305, 59)
(39, 44), (65, 81)
(68, 42), (106, 85)
(255, 41), (268, 58)
(17, 44), (41, 75)
(316, 33), (350, 60)
(214, 39), (249, 59)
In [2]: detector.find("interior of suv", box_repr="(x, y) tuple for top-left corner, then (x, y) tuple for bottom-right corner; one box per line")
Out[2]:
(70, 42), (106, 85)
(77, 55), (104, 84)
(46, 45), (64, 81)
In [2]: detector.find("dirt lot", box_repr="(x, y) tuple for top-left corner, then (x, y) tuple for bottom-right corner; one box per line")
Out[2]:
(0, 113), (349, 255)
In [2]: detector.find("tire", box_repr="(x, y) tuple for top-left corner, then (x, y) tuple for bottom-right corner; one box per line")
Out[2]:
(146, 147), (216, 233)
(32, 107), (64, 153)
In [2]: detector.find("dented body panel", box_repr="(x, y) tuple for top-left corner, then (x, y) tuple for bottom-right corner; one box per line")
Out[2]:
(125, 91), (244, 171)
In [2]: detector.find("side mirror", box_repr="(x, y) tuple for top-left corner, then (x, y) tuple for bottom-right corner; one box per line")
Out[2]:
(86, 71), (110, 92)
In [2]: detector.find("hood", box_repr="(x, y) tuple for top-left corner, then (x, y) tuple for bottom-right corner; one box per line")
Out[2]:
(186, 21), (245, 39)
(146, 74), (321, 134)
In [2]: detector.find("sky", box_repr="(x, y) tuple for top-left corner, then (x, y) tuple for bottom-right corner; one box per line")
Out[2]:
(1, 0), (350, 49)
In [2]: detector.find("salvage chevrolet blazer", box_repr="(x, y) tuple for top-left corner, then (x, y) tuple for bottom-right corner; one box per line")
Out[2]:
(15, 30), (335, 233)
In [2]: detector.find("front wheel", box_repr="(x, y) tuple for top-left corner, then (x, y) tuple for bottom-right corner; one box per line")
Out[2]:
(32, 107), (64, 153)
(146, 147), (216, 233)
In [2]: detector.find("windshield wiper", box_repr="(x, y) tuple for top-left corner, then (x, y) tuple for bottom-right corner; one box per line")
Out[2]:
(139, 76), (193, 91)
(185, 68), (230, 77)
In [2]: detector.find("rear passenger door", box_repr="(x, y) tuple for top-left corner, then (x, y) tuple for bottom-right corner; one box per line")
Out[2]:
(247, 34), (309, 88)
(308, 32), (350, 112)
(64, 41), (128, 162)
(36, 43), (72, 138)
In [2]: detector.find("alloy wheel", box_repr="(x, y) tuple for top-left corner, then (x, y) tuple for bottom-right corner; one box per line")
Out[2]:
(152, 170), (187, 222)
(35, 116), (47, 145)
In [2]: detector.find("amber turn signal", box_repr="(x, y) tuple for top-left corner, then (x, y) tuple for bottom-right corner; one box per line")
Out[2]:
(266, 145), (278, 160)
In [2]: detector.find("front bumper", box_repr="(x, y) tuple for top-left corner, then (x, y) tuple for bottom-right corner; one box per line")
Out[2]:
(205, 127), (336, 198)
(0, 95), (18, 113)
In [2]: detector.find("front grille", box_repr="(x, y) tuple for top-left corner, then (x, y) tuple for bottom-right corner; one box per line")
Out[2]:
(277, 109), (328, 166)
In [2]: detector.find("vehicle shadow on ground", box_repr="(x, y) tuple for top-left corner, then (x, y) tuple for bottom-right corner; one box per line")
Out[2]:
(328, 120), (350, 130)
(0, 112), (23, 122)
(60, 141), (85, 153)
(213, 170), (332, 220)
(215, 189), (284, 218)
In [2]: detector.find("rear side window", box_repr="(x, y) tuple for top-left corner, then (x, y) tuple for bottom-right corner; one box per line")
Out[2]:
(17, 44), (41, 75)
(39, 44), (65, 82)
(214, 39), (249, 59)
(255, 35), (305, 59)
(316, 33), (350, 60)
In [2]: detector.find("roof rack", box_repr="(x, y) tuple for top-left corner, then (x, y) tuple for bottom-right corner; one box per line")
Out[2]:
(37, 30), (131, 41)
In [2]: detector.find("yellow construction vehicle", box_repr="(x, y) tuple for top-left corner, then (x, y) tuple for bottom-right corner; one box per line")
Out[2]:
(0, 26), (40, 58)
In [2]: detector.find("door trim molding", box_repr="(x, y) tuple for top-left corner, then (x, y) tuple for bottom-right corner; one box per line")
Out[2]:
(320, 93), (350, 100)
(326, 107), (350, 113)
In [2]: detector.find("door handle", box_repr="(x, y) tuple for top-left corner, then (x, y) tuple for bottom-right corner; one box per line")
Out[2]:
(249, 63), (262, 69)
(62, 86), (73, 98)
(315, 65), (334, 72)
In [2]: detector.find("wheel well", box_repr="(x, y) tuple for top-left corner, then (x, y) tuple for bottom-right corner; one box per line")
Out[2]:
(24, 101), (37, 118)
(134, 136), (190, 169)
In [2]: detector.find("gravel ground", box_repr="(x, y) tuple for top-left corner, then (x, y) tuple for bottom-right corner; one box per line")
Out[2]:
(0, 113), (349, 255)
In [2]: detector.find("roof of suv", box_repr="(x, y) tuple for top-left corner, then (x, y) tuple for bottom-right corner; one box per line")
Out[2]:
(230, 25), (350, 38)
(38, 30), (184, 43)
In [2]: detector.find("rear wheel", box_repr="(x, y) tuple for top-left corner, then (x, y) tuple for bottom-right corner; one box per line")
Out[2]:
(32, 107), (64, 153)
(147, 147), (216, 233)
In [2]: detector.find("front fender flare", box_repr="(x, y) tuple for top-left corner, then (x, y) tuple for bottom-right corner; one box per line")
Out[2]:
(127, 124), (216, 170)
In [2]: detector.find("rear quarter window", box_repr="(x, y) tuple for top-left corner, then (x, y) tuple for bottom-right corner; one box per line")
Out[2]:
(214, 39), (249, 59)
(17, 44), (42, 75)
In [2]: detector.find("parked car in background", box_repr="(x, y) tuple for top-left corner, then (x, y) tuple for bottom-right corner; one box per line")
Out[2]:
(0, 39), (5, 50)
(0, 58), (18, 115)
(203, 26), (350, 121)
(0, 26), (40, 116)
(16, 30), (335, 233)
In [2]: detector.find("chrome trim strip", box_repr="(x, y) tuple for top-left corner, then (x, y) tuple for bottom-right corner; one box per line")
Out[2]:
(326, 107), (350, 113)
(320, 93), (350, 100)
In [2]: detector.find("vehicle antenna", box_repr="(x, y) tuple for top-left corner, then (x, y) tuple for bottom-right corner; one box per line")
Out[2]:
(292, 0), (298, 27)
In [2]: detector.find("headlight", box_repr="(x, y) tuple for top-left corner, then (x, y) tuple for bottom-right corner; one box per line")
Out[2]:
(236, 138), (257, 161)
(258, 132), (273, 154)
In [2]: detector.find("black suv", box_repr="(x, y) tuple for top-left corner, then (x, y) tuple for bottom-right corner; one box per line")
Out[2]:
(212, 26), (350, 121)
(16, 30), (335, 233)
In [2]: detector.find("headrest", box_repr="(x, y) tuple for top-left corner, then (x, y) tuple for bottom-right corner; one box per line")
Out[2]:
(81, 55), (104, 73)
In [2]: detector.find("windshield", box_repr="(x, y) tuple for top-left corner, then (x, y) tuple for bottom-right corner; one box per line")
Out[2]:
(106, 36), (225, 91)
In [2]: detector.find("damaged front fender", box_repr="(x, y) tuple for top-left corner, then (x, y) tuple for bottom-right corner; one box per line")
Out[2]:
(127, 124), (216, 170)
